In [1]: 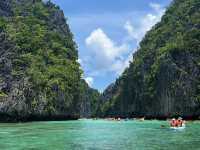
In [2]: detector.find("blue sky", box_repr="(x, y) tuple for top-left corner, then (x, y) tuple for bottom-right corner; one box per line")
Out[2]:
(50, 0), (172, 92)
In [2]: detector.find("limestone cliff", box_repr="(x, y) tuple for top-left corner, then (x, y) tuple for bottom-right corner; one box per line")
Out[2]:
(100, 0), (200, 119)
(0, 0), (82, 121)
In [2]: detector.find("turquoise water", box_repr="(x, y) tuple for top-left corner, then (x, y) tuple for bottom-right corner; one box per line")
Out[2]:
(0, 120), (199, 150)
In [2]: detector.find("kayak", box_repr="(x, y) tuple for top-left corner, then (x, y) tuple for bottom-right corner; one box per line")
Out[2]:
(170, 124), (185, 130)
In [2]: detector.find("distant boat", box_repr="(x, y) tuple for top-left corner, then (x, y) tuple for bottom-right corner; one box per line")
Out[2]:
(117, 118), (121, 121)
(138, 117), (145, 121)
(78, 118), (88, 121)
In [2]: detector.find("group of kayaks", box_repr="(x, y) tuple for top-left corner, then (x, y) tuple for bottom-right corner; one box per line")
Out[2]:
(106, 117), (187, 130)
(86, 117), (186, 130)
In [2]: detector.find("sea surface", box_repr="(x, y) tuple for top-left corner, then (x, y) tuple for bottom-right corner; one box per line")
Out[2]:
(0, 119), (199, 150)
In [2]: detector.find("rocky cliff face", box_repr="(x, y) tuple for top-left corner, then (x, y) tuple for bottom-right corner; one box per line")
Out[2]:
(0, 0), (84, 122)
(101, 0), (200, 119)
(79, 80), (100, 118)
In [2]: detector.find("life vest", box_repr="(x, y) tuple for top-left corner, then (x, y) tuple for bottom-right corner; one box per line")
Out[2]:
(170, 120), (176, 127)
(177, 120), (183, 127)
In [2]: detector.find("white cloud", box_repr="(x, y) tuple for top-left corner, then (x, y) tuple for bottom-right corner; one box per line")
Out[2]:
(77, 58), (82, 64)
(86, 28), (128, 61)
(124, 21), (138, 42)
(82, 2), (166, 88)
(150, 3), (162, 12)
(85, 28), (130, 75)
(124, 3), (165, 43)
(112, 53), (133, 75)
(85, 77), (94, 87)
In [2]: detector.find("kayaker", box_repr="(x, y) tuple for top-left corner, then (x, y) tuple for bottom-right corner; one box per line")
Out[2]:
(170, 118), (176, 127)
(177, 117), (183, 127)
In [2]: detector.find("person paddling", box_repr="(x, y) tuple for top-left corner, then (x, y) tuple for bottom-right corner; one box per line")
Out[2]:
(170, 118), (176, 127)
(177, 117), (183, 127)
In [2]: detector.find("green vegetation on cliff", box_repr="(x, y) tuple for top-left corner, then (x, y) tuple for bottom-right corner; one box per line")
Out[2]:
(0, 0), (100, 121)
(100, 0), (200, 119)
(2, 0), (199, 121)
